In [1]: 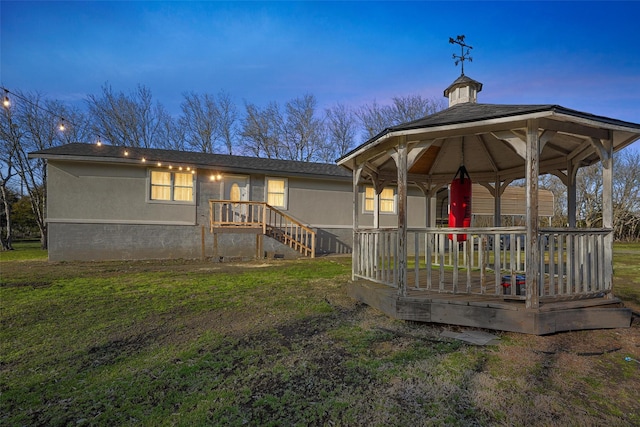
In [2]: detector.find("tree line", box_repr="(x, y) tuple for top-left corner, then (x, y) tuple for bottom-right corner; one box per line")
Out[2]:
(0, 84), (445, 249)
(1, 84), (639, 249)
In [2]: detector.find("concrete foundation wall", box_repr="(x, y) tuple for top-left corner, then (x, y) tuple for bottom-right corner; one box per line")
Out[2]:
(48, 222), (355, 262)
(48, 222), (204, 261)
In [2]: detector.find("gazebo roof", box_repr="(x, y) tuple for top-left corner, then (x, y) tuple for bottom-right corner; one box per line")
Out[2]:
(338, 101), (640, 185)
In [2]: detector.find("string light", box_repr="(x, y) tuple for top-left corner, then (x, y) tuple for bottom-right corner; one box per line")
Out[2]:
(96, 137), (102, 146)
(1, 86), (76, 132)
(124, 150), (129, 156)
(2, 90), (9, 108)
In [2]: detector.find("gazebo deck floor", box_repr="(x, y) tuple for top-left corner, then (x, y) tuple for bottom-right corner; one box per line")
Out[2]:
(348, 269), (632, 335)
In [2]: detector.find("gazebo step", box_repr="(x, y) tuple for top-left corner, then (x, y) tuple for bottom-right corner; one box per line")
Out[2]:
(346, 280), (632, 335)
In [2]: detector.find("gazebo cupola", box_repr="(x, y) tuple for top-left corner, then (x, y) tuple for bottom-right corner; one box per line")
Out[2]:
(443, 74), (483, 107)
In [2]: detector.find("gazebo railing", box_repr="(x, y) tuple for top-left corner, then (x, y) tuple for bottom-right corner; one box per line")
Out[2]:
(354, 227), (612, 300)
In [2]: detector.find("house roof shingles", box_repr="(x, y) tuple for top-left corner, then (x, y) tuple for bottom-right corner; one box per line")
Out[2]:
(31, 143), (352, 180)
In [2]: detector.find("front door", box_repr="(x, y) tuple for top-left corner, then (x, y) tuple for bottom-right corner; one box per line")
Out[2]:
(223, 176), (249, 223)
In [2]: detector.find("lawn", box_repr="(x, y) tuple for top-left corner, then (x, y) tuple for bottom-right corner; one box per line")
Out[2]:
(1, 244), (639, 426)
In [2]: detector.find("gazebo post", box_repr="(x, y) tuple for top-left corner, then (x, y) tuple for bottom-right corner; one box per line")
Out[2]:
(494, 176), (502, 227)
(352, 166), (363, 281)
(525, 119), (540, 309)
(567, 161), (578, 228)
(601, 139), (614, 292)
(394, 138), (409, 297)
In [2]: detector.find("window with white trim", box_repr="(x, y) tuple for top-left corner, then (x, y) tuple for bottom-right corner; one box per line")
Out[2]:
(364, 186), (396, 213)
(150, 170), (195, 202)
(266, 177), (288, 209)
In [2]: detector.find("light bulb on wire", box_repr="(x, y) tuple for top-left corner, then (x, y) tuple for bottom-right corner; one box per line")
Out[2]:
(58, 119), (66, 132)
(2, 93), (9, 108)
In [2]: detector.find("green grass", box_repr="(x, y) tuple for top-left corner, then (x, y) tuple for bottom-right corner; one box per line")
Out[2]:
(612, 243), (640, 308)
(0, 240), (47, 261)
(1, 244), (639, 426)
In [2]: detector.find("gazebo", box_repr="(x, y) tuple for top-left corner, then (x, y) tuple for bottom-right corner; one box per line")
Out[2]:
(337, 73), (640, 334)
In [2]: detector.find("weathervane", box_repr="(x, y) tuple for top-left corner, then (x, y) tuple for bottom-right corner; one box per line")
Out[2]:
(449, 35), (473, 76)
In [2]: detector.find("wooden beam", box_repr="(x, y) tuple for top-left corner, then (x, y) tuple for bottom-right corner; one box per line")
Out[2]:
(407, 139), (435, 170)
(491, 130), (527, 159)
(477, 134), (499, 172)
(549, 169), (568, 186)
(525, 119), (540, 309)
(352, 165), (363, 280)
(589, 137), (609, 162)
(602, 139), (613, 292)
(539, 130), (556, 151)
(567, 138), (594, 161)
(539, 117), (610, 140)
(394, 138), (408, 297)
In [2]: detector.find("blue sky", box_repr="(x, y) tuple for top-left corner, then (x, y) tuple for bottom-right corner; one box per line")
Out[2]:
(1, 1), (640, 127)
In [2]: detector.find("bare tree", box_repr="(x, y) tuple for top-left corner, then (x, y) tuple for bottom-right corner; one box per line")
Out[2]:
(388, 94), (445, 124)
(216, 91), (238, 155)
(0, 105), (20, 250)
(325, 102), (358, 160)
(86, 84), (167, 148)
(241, 101), (284, 159)
(612, 148), (640, 241)
(180, 92), (218, 153)
(156, 115), (186, 151)
(356, 95), (445, 142)
(356, 99), (388, 141)
(180, 91), (238, 155)
(282, 94), (326, 162)
(0, 92), (87, 249)
(241, 94), (328, 162)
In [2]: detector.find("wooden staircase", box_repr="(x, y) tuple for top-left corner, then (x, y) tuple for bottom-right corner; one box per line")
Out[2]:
(209, 200), (316, 258)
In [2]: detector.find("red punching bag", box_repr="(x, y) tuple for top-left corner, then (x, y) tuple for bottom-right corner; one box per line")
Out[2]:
(448, 165), (472, 241)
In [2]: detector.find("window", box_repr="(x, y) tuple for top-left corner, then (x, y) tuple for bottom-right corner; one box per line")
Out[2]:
(364, 186), (396, 213)
(150, 170), (194, 202)
(266, 177), (287, 209)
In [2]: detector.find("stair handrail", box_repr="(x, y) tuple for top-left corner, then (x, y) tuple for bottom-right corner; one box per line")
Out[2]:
(264, 203), (316, 258)
(209, 199), (316, 257)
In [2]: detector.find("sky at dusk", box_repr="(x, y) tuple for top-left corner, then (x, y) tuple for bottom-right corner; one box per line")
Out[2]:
(1, 1), (639, 130)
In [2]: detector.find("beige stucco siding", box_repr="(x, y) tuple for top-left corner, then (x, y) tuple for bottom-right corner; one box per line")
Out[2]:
(47, 161), (197, 225)
(355, 186), (428, 228)
(286, 177), (352, 226)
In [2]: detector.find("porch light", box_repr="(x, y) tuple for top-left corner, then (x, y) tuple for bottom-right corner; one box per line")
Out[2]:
(141, 157), (146, 163)
(157, 162), (162, 167)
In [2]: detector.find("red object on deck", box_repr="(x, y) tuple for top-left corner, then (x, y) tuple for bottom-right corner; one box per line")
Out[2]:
(448, 165), (472, 241)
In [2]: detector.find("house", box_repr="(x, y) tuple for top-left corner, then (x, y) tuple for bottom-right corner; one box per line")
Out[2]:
(30, 144), (355, 261)
(31, 143), (554, 263)
(337, 73), (640, 334)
